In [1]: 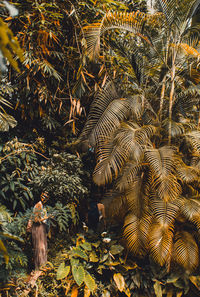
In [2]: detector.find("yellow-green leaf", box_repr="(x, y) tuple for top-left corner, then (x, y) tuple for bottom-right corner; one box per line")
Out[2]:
(56, 262), (70, 280)
(0, 239), (9, 264)
(72, 265), (85, 286)
(154, 280), (162, 297)
(89, 251), (99, 262)
(110, 244), (124, 255)
(84, 272), (96, 292)
(113, 273), (125, 292)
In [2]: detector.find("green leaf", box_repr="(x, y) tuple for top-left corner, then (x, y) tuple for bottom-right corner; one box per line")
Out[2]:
(84, 272), (96, 292)
(80, 242), (92, 251)
(72, 247), (88, 260)
(13, 200), (17, 210)
(110, 245), (124, 255)
(72, 265), (85, 286)
(113, 273), (125, 292)
(56, 262), (70, 280)
(70, 257), (79, 267)
(0, 240), (9, 264)
(10, 181), (14, 191)
(89, 251), (99, 262)
(154, 280), (162, 297)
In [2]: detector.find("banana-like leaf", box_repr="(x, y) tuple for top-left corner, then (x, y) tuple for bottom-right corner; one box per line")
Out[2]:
(123, 211), (151, 256)
(84, 11), (146, 61)
(149, 222), (174, 266)
(173, 231), (199, 271)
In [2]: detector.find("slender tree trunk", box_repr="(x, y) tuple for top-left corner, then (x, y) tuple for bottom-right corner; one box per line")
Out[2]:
(168, 64), (175, 145)
(159, 75), (166, 121)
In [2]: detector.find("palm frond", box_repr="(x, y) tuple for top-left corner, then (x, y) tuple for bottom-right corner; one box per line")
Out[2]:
(123, 211), (151, 256)
(145, 146), (182, 201)
(84, 11), (147, 61)
(180, 198), (200, 222)
(79, 81), (118, 143)
(184, 131), (200, 154)
(116, 162), (144, 192)
(176, 159), (200, 184)
(151, 200), (180, 227)
(149, 222), (174, 266)
(173, 231), (199, 271)
(124, 182), (147, 216)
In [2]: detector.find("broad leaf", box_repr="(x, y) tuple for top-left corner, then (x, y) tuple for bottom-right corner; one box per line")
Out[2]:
(84, 272), (96, 293)
(113, 273), (125, 292)
(56, 262), (70, 280)
(72, 265), (85, 286)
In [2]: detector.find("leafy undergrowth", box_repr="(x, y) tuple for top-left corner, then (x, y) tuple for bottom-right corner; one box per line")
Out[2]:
(7, 230), (200, 297)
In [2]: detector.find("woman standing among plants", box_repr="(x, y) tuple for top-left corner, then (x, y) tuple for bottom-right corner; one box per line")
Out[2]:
(27, 192), (49, 270)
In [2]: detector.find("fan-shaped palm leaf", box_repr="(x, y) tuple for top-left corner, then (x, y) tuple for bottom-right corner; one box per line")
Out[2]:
(173, 231), (199, 271)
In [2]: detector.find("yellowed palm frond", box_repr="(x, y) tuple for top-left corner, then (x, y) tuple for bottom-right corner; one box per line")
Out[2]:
(185, 131), (200, 154)
(180, 198), (200, 222)
(173, 231), (199, 271)
(84, 11), (146, 61)
(149, 222), (174, 266)
(172, 43), (200, 59)
(176, 159), (200, 184)
(79, 81), (119, 144)
(116, 163), (144, 192)
(123, 211), (151, 256)
(145, 147), (182, 201)
(151, 200), (180, 227)
(124, 182), (147, 216)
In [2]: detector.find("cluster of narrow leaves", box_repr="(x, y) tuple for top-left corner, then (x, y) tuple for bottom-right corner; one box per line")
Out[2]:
(80, 0), (200, 273)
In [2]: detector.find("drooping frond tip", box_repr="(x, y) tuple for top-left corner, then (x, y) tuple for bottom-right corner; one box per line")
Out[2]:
(84, 11), (146, 61)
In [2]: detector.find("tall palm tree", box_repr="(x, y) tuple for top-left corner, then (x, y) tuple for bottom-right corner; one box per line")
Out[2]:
(80, 0), (200, 272)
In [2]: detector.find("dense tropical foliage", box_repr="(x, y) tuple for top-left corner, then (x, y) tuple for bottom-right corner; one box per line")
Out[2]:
(0, 0), (200, 296)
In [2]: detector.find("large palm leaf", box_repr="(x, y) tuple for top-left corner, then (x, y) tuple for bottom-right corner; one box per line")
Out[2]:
(173, 231), (199, 271)
(144, 146), (182, 201)
(84, 11), (146, 61)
